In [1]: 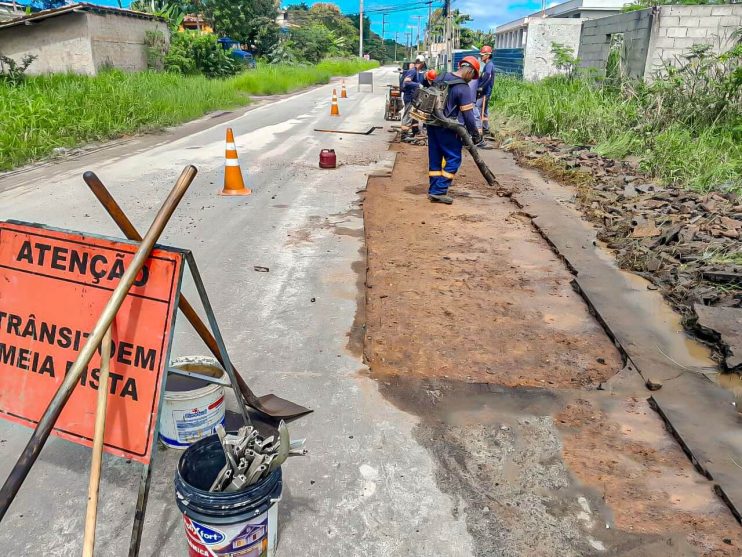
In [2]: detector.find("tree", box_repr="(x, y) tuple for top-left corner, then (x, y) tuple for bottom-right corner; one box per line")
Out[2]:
(290, 23), (334, 63)
(202, 0), (280, 56)
(427, 8), (473, 48)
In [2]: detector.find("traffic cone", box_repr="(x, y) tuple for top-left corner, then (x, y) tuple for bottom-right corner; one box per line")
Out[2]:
(340, 81), (348, 99)
(330, 89), (340, 116)
(220, 128), (251, 196)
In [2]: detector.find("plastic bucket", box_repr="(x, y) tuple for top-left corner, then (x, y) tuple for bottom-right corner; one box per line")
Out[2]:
(175, 435), (283, 557)
(159, 356), (226, 449)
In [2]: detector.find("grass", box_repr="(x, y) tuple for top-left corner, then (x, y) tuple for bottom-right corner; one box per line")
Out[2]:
(0, 58), (378, 170)
(489, 76), (742, 193)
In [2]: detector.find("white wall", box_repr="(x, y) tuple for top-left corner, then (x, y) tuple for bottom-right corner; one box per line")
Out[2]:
(523, 18), (585, 80)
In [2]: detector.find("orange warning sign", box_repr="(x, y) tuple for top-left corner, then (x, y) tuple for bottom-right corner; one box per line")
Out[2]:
(0, 221), (184, 464)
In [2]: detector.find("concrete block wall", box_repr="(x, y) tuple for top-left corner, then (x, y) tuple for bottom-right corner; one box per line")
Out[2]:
(578, 9), (653, 78)
(523, 18), (585, 81)
(0, 14), (95, 75)
(645, 4), (742, 78)
(88, 13), (169, 73)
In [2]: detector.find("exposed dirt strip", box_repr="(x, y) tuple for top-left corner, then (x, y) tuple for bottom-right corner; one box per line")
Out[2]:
(362, 142), (741, 556)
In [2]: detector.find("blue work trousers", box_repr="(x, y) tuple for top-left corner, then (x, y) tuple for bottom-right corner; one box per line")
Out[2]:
(427, 125), (463, 196)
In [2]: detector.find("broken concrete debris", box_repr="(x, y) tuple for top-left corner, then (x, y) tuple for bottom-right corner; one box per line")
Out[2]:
(509, 136), (741, 369)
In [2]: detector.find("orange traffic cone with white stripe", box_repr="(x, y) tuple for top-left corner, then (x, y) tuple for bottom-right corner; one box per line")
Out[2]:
(330, 89), (340, 116)
(340, 81), (348, 98)
(220, 128), (251, 196)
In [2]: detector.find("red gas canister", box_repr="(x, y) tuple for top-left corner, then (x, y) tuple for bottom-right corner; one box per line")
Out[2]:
(319, 149), (337, 169)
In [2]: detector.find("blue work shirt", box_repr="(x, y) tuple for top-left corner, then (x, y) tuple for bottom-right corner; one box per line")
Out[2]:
(441, 73), (478, 137)
(402, 67), (419, 103)
(478, 59), (495, 96)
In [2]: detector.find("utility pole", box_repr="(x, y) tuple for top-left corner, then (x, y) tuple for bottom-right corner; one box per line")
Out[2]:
(426, 1), (433, 59)
(381, 13), (387, 61)
(359, 0), (364, 58)
(444, 0), (453, 71)
(405, 31), (412, 60)
(394, 31), (399, 62)
(412, 15), (423, 55)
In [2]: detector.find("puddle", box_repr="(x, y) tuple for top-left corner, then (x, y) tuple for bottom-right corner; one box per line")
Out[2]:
(617, 271), (717, 370)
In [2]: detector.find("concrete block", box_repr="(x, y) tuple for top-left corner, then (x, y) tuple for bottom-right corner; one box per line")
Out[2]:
(580, 34), (607, 45)
(685, 27), (710, 39)
(652, 36), (676, 49)
(675, 16), (700, 27)
(710, 6), (737, 16)
(665, 27), (687, 38)
(664, 5), (707, 17)
(672, 37), (701, 49)
(691, 16), (715, 27)
(659, 16), (680, 27)
(689, 6), (715, 17)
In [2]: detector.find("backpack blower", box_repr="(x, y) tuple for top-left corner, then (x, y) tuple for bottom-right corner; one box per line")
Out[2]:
(411, 80), (500, 189)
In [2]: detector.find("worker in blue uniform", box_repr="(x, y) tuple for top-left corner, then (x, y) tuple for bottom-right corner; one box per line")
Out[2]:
(400, 57), (425, 137)
(427, 56), (483, 205)
(476, 45), (495, 135)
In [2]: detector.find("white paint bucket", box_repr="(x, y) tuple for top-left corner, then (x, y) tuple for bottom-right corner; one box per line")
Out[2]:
(159, 356), (226, 449)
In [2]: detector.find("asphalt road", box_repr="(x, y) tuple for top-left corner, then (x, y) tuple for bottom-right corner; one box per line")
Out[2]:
(0, 67), (474, 556)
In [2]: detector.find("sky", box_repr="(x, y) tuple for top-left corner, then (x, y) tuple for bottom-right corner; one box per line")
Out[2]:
(280, 0), (547, 37)
(97, 0), (548, 39)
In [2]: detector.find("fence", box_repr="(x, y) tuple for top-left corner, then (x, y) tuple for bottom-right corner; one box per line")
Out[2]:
(493, 48), (524, 78)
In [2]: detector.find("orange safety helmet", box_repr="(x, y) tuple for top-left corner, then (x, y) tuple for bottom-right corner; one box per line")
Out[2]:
(459, 55), (480, 78)
(425, 69), (438, 82)
(480, 45), (493, 56)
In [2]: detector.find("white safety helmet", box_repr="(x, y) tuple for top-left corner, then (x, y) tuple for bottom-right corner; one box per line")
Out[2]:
(415, 54), (426, 63)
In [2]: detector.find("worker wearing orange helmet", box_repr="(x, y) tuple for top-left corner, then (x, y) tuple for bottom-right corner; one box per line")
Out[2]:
(476, 45), (495, 135)
(423, 68), (438, 87)
(427, 56), (484, 205)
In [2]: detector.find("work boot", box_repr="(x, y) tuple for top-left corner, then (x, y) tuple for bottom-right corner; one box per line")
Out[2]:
(428, 194), (453, 205)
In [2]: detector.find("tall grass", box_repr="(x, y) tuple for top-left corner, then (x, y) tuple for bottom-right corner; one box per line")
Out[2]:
(0, 58), (378, 170)
(232, 58), (378, 95)
(490, 76), (741, 192)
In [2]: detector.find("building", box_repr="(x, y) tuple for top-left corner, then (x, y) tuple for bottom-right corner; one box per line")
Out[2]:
(180, 14), (213, 33)
(0, 3), (168, 75)
(495, 0), (629, 50)
(492, 0), (741, 81)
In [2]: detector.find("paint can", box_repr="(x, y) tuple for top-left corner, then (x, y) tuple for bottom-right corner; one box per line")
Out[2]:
(175, 435), (283, 557)
(159, 356), (226, 449)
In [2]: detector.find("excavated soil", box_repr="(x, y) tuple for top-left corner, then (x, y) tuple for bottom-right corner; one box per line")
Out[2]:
(362, 142), (741, 556)
(363, 144), (621, 388)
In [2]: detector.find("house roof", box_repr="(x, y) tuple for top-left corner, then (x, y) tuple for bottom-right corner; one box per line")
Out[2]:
(495, 0), (628, 33)
(0, 2), (164, 30)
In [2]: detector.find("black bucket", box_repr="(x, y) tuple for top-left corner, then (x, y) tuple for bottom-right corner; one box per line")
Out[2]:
(174, 434), (282, 556)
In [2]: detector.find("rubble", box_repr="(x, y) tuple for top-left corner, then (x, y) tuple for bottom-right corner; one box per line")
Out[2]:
(506, 135), (741, 368)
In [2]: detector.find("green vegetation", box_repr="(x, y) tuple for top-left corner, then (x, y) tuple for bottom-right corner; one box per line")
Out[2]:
(622, 0), (732, 12)
(165, 32), (241, 77)
(490, 42), (742, 192)
(0, 58), (377, 170)
(279, 3), (399, 64)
